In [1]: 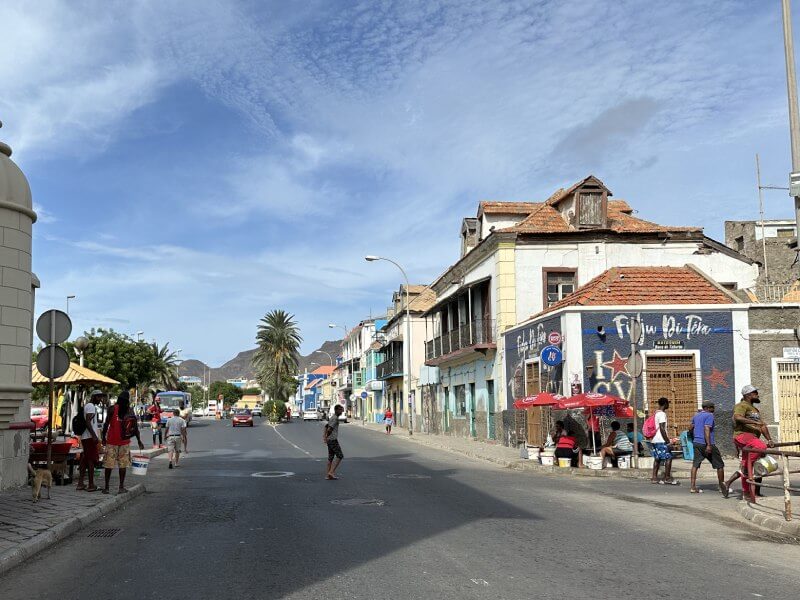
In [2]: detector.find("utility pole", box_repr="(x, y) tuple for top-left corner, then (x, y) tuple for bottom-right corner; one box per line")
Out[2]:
(781, 0), (800, 240)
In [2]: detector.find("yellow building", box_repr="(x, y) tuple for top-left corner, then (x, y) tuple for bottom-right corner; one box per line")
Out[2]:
(236, 394), (262, 409)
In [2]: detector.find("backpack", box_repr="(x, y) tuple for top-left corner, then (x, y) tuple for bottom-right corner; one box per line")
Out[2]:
(116, 406), (138, 440)
(642, 414), (658, 439)
(72, 403), (87, 436)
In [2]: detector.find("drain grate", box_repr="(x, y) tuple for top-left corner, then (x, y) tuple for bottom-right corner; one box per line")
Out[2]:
(87, 528), (122, 538)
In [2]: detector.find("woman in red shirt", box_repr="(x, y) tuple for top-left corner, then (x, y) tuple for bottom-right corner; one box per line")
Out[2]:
(554, 421), (583, 467)
(384, 408), (394, 434)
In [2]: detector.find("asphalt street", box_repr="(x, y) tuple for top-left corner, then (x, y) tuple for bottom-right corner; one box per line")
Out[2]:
(4, 417), (799, 600)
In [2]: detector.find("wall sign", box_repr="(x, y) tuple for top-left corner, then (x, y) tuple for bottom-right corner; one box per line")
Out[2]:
(653, 339), (685, 350)
(540, 345), (563, 367)
(783, 347), (800, 359)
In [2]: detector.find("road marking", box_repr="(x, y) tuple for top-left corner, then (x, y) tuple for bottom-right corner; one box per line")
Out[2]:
(330, 498), (385, 506)
(251, 471), (295, 478)
(386, 473), (431, 479)
(269, 424), (313, 457)
(471, 579), (489, 586)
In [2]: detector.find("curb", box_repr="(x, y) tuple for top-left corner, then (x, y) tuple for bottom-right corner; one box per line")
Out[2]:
(139, 447), (167, 459)
(737, 501), (800, 537)
(0, 483), (145, 577)
(361, 423), (696, 481)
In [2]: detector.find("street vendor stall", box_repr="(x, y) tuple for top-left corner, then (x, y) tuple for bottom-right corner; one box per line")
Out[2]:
(30, 363), (118, 482)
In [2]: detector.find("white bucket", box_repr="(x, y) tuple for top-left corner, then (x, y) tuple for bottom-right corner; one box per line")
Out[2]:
(618, 455), (631, 469)
(540, 455), (555, 466)
(527, 446), (540, 460)
(557, 457), (571, 468)
(585, 456), (604, 470)
(753, 455), (779, 476)
(131, 455), (150, 476)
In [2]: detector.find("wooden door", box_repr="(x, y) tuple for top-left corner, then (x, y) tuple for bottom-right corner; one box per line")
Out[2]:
(776, 361), (800, 446)
(645, 355), (698, 437)
(524, 361), (546, 446)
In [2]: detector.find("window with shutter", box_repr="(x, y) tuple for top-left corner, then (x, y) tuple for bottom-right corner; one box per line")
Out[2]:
(578, 192), (603, 226)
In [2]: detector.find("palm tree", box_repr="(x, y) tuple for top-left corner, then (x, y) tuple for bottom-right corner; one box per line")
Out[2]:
(151, 342), (180, 390)
(252, 310), (302, 403)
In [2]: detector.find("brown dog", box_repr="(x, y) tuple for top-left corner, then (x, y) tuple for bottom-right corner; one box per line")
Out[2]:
(27, 464), (53, 503)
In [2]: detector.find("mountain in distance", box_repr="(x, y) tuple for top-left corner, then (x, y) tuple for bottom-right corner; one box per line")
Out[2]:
(178, 340), (342, 382)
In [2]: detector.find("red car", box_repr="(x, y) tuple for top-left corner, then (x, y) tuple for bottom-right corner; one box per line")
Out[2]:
(30, 406), (49, 430)
(232, 409), (253, 427)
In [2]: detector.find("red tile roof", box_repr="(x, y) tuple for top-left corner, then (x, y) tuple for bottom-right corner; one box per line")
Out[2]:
(478, 201), (540, 217)
(311, 365), (335, 375)
(538, 265), (737, 316)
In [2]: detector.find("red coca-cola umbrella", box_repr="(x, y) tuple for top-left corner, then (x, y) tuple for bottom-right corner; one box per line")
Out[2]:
(513, 392), (565, 409)
(556, 392), (625, 410)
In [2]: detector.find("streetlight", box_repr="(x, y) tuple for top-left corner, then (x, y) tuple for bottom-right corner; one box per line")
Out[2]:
(365, 255), (413, 435)
(175, 349), (183, 380)
(328, 324), (348, 413)
(66, 295), (75, 314)
(136, 331), (144, 341)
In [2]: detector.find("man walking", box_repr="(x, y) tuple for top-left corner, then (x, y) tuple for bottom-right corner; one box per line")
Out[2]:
(76, 389), (103, 492)
(725, 385), (774, 498)
(650, 397), (678, 485)
(165, 407), (188, 469)
(689, 401), (726, 495)
(101, 391), (144, 495)
(323, 404), (345, 480)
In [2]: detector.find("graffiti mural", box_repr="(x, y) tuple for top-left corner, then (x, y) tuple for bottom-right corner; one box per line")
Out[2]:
(580, 310), (735, 408)
(503, 315), (562, 400)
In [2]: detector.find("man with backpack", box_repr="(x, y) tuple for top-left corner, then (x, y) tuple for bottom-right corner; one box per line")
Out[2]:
(645, 397), (678, 485)
(101, 390), (144, 495)
(75, 389), (104, 492)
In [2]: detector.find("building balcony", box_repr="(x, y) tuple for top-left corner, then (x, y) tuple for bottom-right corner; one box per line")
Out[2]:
(749, 283), (800, 303)
(425, 318), (496, 366)
(376, 354), (404, 380)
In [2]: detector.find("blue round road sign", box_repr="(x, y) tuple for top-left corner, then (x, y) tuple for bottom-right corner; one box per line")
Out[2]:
(540, 345), (563, 367)
(360, 391), (368, 399)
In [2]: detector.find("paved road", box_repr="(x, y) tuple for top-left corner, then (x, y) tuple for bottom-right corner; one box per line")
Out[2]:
(5, 418), (799, 599)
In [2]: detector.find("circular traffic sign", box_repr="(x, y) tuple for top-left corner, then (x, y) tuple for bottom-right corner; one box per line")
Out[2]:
(628, 351), (644, 378)
(36, 309), (72, 345)
(548, 331), (561, 345)
(540, 345), (563, 367)
(36, 345), (70, 379)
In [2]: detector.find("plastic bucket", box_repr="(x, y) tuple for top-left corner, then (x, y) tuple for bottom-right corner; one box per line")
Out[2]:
(540, 455), (555, 466)
(527, 446), (540, 460)
(618, 456), (631, 469)
(131, 455), (150, 476)
(557, 457), (571, 468)
(753, 455), (778, 477)
(585, 456), (604, 470)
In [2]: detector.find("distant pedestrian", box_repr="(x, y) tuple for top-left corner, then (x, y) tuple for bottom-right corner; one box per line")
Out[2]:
(689, 401), (726, 495)
(165, 408), (188, 469)
(76, 389), (104, 492)
(101, 391), (144, 494)
(324, 404), (345, 480)
(384, 408), (394, 434)
(724, 385), (774, 498)
(649, 397), (678, 485)
(148, 398), (163, 448)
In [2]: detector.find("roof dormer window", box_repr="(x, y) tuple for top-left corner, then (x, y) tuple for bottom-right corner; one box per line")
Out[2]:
(576, 184), (608, 229)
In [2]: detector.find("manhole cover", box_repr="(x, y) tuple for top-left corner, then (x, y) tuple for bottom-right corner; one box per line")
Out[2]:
(386, 473), (431, 479)
(87, 528), (122, 538)
(251, 471), (295, 478)
(330, 498), (385, 506)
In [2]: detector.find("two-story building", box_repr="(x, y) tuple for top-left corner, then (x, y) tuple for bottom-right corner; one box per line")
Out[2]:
(376, 285), (435, 430)
(423, 175), (759, 442)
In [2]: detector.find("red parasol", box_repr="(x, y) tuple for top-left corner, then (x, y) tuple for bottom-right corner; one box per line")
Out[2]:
(556, 392), (626, 410)
(513, 392), (565, 409)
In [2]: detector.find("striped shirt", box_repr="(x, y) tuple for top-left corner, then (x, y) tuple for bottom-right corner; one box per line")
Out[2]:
(613, 431), (633, 452)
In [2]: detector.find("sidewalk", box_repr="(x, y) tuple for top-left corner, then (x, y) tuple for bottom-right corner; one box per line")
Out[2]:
(358, 422), (800, 539)
(0, 446), (163, 576)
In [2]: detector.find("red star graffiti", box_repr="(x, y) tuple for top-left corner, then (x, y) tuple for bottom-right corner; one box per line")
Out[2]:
(603, 350), (629, 381)
(704, 367), (730, 390)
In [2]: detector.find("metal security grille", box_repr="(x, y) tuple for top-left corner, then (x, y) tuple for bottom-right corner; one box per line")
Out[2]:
(776, 361), (800, 446)
(645, 355), (698, 437)
(87, 528), (122, 538)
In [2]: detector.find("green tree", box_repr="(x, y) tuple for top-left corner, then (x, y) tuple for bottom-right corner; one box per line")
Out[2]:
(252, 310), (302, 403)
(208, 381), (243, 405)
(241, 387), (262, 396)
(185, 384), (206, 408)
(65, 329), (157, 391)
(150, 342), (180, 390)
(265, 399), (286, 423)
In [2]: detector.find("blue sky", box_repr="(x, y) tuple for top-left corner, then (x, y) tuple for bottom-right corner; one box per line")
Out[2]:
(1, 0), (798, 365)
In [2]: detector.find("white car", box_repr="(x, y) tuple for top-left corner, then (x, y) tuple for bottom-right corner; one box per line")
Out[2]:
(252, 406), (263, 417)
(192, 407), (205, 418)
(303, 409), (320, 421)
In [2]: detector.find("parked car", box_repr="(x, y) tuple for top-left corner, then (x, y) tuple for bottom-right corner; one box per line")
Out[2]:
(303, 409), (320, 421)
(192, 407), (205, 418)
(30, 406), (48, 430)
(232, 408), (254, 427)
(251, 405), (263, 417)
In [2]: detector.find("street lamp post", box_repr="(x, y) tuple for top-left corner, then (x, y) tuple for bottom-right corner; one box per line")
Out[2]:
(781, 0), (800, 242)
(365, 255), (413, 436)
(66, 295), (75, 315)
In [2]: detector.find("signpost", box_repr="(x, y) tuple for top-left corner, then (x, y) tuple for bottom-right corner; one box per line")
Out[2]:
(540, 345), (563, 367)
(35, 309), (72, 468)
(548, 331), (562, 345)
(628, 317), (642, 469)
